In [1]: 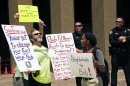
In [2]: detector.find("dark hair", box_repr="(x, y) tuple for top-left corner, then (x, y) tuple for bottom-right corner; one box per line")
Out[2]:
(84, 32), (97, 47)
(117, 16), (125, 22)
(74, 21), (84, 33)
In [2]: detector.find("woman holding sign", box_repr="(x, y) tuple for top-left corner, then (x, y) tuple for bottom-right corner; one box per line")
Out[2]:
(80, 32), (105, 86)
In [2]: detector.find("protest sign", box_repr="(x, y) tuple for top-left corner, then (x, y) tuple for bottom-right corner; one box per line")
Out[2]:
(1, 25), (41, 72)
(67, 53), (96, 78)
(46, 33), (76, 80)
(18, 5), (39, 22)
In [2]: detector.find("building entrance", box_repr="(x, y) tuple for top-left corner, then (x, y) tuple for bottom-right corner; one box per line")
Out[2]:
(117, 0), (130, 27)
(74, 0), (92, 32)
(0, 0), (11, 74)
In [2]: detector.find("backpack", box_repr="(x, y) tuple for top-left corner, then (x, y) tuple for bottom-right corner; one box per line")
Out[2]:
(92, 47), (110, 86)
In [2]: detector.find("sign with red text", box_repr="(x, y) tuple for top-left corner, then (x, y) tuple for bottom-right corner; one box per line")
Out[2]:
(67, 53), (96, 78)
(1, 25), (41, 72)
(18, 5), (39, 22)
(46, 33), (76, 80)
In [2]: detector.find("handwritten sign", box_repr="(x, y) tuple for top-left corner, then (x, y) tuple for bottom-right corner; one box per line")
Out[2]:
(18, 5), (39, 22)
(1, 25), (41, 72)
(67, 53), (96, 78)
(46, 33), (76, 80)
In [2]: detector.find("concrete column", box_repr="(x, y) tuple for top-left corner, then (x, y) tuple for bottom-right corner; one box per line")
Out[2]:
(50, 0), (74, 33)
(92, 0), (116, 68)
(50, 1), (76, 85)
(8, 0), (33, 33)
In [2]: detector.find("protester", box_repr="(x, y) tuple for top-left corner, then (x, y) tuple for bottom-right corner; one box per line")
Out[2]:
(13, 13), (30, 86)
(13, 13), (51, 86)
(29, 25), (51, 86)
(81, 32), (105, 86)
(109, 16), (130, 86)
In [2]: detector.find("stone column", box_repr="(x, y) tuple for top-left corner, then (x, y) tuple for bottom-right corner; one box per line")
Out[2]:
(0, 56), (1, 75)
(50, 0), (76, 86)
(8, 0), (33, 33)
(92, 0), (116, 68)
(50, 0), (74, 33)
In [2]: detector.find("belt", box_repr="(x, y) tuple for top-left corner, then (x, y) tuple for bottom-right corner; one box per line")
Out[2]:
(83, 78), (93, 81)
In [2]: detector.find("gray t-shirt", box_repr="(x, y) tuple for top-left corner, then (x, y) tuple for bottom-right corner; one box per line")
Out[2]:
(95, 49), (105, 66)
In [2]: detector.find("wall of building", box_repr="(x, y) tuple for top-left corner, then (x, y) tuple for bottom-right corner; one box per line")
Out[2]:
(50, 0), (74, 33)
(8, 0), (33, 33)
(92, 0), (116, 68)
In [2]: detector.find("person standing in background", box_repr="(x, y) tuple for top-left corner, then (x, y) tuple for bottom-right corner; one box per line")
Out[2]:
(109, 17), (130, 86)
(73, 21), (84, 86)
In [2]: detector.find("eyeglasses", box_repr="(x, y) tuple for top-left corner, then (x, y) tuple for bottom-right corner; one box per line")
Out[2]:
(75, 25), (82, 27)
(116, 21), (123, 23)
(33, 33), (41, 35)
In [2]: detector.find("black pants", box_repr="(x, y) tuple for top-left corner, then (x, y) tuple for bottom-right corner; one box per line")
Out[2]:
(23, 73), (33, 86)
(111, 53), (130, 86)
(30, 75), (51, 86)
(75, 77), (82, 86)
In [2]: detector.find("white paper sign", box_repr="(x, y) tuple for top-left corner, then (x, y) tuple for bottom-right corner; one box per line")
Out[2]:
(1, 25), (41, 72)
(67, 53), (96, 78)
(46, 33), (76, 80)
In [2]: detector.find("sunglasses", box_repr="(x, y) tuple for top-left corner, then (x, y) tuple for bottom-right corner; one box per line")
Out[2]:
(116, 21), (123, 23)
(75, 25), (82, 27)
(33, 33), (41, 35)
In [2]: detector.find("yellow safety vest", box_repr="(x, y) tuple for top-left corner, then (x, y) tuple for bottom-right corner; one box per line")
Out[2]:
(32, 45), (51, 84)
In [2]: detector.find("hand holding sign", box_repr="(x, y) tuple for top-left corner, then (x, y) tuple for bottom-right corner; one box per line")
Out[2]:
(38, 19), (46, 28)
(67, 53), (96, 78)
(14, 13), (19, 24)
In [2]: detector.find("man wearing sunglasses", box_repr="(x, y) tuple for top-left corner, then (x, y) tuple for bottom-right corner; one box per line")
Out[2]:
(73, 21), (84, 86)
(73, 21), (84, 52)
(13, 13), (51, 86)
(109, 17), (130, 86)
(29, 29), (51, 86)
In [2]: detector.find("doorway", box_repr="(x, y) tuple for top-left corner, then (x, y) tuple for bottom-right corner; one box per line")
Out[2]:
(74, 0), (92, 32)
(117, 0), (130, 27)
(33, 0), (51, 47)
(0, 0), (11, 74)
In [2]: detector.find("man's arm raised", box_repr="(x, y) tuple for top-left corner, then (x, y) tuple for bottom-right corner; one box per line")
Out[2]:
(14, 13), (19, 25)
(38, 19), (46, 35)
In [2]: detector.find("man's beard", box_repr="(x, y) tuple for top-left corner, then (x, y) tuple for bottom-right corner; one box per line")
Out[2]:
(34, 38), (43, 43)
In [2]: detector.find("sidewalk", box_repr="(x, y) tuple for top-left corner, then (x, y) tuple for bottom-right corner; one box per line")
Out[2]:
(115, 69), (127, 86)
(0, 69), (127, 86)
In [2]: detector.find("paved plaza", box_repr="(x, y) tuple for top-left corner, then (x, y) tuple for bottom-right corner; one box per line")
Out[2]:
(0, 69), (127, 86)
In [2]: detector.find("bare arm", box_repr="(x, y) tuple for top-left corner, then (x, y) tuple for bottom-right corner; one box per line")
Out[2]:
(93, 59), (105, 72)
(38, 19), (46, 35)
(76, 48), (83, 53)
(13, 13), (19, 25)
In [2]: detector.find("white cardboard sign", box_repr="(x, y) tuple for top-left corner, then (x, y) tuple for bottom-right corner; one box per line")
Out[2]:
(67, 53), (96, 78)
(46, 33), (76, 80)
(1, 25), (41, 72)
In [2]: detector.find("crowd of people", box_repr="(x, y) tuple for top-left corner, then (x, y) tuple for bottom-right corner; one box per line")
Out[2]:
(73, 17), (130, 86)
(3, 13), (130, 86)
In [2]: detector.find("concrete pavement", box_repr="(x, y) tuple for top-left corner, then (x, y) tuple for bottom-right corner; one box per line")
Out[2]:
(0, 69), (127, 86)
